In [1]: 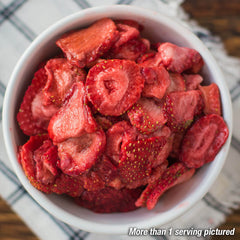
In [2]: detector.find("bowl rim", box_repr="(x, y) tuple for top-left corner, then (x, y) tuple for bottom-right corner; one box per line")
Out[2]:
(2, 5), (233, 234)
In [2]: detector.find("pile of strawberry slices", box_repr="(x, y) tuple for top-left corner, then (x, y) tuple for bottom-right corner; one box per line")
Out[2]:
(17, 18), (229, 213)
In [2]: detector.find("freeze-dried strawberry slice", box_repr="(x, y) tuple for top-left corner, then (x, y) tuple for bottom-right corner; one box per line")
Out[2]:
(179, 114), (229, 168)
(108, 38), (150, 61)
(57, 129), (106, 175)
(115, 19), (143, 31)
(18, 134), (54, 193)
(119, 137), (167, 185)
(106, 121), (137, 163)
(17, 68), (48, 136)
(128, 98), (167, 134)
(51, 174), (84, 197)
(48, 82), (97, 143)
(166, 73), (186, 93)
(164, 90), (203, 132)
(34, 140), (59, 185)
(43, 58), (86, 106)
(75, 187), (142, 213)
(198, 83), (222, 116)
(135, 162), (195, 209)
(114, 23), (140, 48)
(170, 131), (185, 159)
(141, 66), (171, 99)
(56, 18), (119, 67)
(183, 74), (203, 90)
(138, 51), (162, 67)
(158, 42), (204, 73)
(86, 59), (145, 116)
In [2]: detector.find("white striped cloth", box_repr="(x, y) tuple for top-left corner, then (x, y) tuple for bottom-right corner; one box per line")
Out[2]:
(0, 0), (240, 239)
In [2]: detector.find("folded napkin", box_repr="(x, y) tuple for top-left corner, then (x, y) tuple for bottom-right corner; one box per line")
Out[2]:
(0, 0), (240, 239)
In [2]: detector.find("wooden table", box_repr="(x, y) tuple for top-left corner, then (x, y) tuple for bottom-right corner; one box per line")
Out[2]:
(0, 0), (239, 239)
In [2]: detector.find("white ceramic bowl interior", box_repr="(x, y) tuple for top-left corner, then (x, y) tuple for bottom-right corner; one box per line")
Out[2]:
(3, 5), (232, 235)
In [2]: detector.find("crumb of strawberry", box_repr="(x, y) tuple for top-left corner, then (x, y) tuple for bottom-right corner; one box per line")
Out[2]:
(128, 98), (167, 134)
(43, 58), (86, 106)
(48, 82), (97, 143)
(57, 129), (106, 176)
(86, 59), (145, 116)
(198, 83), (222, 116)
(141, 66), (171, 100)
(135, 162), (195, 209)
(179, 114), (229, 168)
(56, 18), (119, 68)
(17, 68), (49, 136)
(164, 90), (203, 132)
(158, 42), (204, 73)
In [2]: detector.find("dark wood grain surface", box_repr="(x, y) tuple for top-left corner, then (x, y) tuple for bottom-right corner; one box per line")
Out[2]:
(1, 0), (240, 239)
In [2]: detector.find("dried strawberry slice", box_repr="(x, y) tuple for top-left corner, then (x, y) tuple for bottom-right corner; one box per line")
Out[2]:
(56, 18), (119, 67)
(164, 90), (203, 132)
(141, 66), (171, 99)
(138, 51), (162, 67)
(166, 73), (186, 93)
(18, 134), (54, 193)
(17, 68), (48, 136)
(86, 59), (145, 116)
(57, 129), (106, 175)
(107, 38), (149, 61)
(43, 58), (86, 106)
(179, 114), (229, 168)
(128, 98), (167, 134)
(106, 120), (137, 163)
(198, 83), (222, 116)
(115, 19), (143, 31)
(48, 82), (97, 143)
(158, 42), (204, 73)
(75, 187), (142, 213)
(135, 162), (195, 209)
(119, 137), (167, 185)
(183, 74), (203, 90)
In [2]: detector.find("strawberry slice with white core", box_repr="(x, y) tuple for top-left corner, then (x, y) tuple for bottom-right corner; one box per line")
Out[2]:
(158, 42), (204, 73)
(179, 114), (229, 168)
(141, 66), (171, 100)
(56, 18), (119, 68)
(86, 59), (145, 116)
(58, 129), (106, 175)
(48, 82), (97, 143)
(128, 97), (167, 134)
(43, 58), (86, 106)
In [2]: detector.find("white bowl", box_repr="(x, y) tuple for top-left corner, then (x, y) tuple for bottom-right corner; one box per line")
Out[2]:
(3, 5), (232, 235)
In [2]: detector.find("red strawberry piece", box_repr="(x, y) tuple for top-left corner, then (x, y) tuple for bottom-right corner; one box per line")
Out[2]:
(169, 131), (186, 159)
(86, 59), (145, 116)
(145, 162), (195, 210)
(17, 68), (48, 136)
(48, 82), (97, 143)
(107, 38), (150, 61)
(51, 174), (84, 197)
(56, 18), (119, 68)
(198, 83), (222, 116)
(114, 23), (140, 48)
(106, 121), (137, 163)
(166, 73), (186, 93)
(164, 90), (203, 132)
(43, 58), (86, 106)
(33, 140), (59, 185)
(57, 129), (106, 175)
(138, 51), (162, 68)
(75, 187), (142, 213)
(179, 114), (229, 168)
(95, 115), (113, 131)
(183, 74), (203, 90)
(128, 98), (167, 134)
(82, 171), (105, 192)
(141, 66), (171, 100)
(158, 42), (204, 73)
(115, 19), (143, 31)
(18, 134), (53, 193)
(119, 137), (167, 186)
